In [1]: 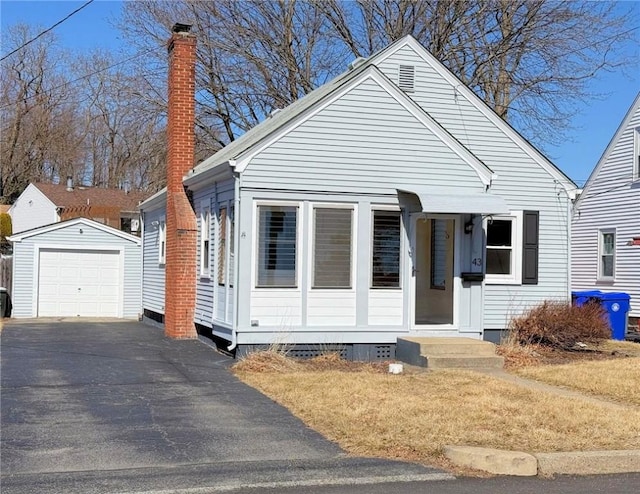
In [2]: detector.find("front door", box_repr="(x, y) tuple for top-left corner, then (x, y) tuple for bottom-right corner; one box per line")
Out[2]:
(412, 215), (456, 327)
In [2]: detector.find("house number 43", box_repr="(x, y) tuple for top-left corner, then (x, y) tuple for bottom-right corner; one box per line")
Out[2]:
(471, 258), (483, 266)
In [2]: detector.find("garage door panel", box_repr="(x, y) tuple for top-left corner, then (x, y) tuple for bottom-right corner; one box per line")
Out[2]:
(38, 249), (121, 317)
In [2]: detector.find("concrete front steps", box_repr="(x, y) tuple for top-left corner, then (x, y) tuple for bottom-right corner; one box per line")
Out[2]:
(396, 337), (504, 370)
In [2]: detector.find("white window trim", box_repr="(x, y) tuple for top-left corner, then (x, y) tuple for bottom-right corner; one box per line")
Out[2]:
(634, 127), (640, 182)
(309, 202), (357, 291)
(253, 200), (302, 290)
(200, 200), (211, 278)
(597, 228), (616, 282)
(158, 217), (166, 265)
(370, 205), (402, 290)
(484, 211), (523, 285)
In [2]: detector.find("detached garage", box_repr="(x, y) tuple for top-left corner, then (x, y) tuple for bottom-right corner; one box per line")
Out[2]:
(8, 218), (141, 319)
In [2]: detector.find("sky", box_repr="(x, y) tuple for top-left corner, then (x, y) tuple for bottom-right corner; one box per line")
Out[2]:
(1, 0), (639, 186)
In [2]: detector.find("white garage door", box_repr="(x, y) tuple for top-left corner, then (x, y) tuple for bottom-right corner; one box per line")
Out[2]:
(38, 249), (121, 317)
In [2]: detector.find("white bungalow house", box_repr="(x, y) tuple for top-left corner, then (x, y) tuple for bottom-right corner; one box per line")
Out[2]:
(141, 31), (577, 359)
(572, 92), (640, 321)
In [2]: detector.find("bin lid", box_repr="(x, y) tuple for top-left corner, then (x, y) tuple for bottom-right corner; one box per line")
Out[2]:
(571, 290), (602, 297)
(598, 292), (631, 301)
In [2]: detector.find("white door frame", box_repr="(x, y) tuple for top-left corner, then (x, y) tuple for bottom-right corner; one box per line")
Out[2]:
(409, 213), (461, 331)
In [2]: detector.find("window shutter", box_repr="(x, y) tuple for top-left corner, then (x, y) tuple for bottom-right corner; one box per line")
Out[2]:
(522, 210), (539, 285)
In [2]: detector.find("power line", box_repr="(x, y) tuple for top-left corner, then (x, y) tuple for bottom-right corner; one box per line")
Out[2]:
(0, 0), (95, 62)
(0, 46), (163, 111)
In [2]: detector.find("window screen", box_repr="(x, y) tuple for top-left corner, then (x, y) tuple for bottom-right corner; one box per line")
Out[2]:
(313, 208), (352, 288)
(257, 205), (297, 287)
(372, 211), (401, 287)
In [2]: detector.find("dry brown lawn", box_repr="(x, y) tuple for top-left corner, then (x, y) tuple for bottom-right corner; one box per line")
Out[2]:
(233, 352), (640, 469)
(516, 356), (640, 407)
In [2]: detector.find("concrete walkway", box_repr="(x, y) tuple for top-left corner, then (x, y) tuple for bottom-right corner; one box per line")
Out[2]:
(0, 320), (450, 494)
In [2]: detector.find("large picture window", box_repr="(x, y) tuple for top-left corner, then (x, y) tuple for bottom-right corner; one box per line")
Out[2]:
(257, 205), (297, 287)
(313, 207), (353, 288)
(372, 210), (401, 288)
(599, 230), (615, 280)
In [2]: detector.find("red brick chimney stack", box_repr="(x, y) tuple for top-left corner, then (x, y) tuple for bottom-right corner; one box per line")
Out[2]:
(164, 23), (198, 339)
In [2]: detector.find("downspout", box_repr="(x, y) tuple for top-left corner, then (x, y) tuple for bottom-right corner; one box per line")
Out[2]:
(139, 210), (144, 320)
(228, 160), (240, 351)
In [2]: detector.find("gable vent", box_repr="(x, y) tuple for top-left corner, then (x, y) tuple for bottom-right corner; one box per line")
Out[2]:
(398, 65), (415, 92)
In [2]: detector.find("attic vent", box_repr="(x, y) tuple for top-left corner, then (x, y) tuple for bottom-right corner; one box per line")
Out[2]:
(398, 65), (415, 92)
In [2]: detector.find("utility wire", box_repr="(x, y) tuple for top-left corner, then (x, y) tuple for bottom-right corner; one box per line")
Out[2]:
(0, 45), (163, 111)
(0, 0), (95, 62)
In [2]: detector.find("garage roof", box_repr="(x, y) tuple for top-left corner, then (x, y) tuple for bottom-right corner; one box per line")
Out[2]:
(7, 217), (141, 245)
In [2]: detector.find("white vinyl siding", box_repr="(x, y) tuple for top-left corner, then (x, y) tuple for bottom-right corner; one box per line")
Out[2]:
(192, 179), (235, 329)
(572, 96), (640, 318)
(8, 184), (58, 234)
(243, 77), (486, 195)
(142, 207), (166, 315)
(377, 45), (572, 327)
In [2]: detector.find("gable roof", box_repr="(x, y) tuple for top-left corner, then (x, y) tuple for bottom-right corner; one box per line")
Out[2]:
(156, 35), (576, 203)
(7, 216), (142, 245)
(574, 91), (640, 208)
(184, 38), (495, 187)
(33, 182), (148, 212)
(368, 36), (577, 194)
(185, 55), (376, 181)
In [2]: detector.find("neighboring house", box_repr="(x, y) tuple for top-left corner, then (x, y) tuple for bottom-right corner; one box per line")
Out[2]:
(572, 92), (640, 320)
(8, 217), (142, 318)
(8, 179), (147, 235)
(141, 27), (577, 357)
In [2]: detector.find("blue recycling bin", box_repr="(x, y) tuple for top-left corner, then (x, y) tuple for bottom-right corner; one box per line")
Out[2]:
(572, 290), (631, 340)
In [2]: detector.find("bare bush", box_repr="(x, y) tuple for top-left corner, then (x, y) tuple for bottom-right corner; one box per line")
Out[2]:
(509, 300), (610, 350)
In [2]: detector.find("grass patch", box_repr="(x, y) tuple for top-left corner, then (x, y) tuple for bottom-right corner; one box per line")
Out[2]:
(233, 351), (640, 469)
(516, 357), (640, 407)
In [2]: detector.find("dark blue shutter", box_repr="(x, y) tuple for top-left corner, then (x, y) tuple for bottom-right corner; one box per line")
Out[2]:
(522, 210), (539, 285)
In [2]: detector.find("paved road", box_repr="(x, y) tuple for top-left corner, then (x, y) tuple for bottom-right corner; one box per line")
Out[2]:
(0, 320), (448, 494)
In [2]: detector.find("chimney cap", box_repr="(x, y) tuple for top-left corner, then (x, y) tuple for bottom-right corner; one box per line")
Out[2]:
(172, 23), (192, 34)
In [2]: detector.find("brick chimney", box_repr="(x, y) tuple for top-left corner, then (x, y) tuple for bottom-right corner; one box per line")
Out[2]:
(164, 23), (197, 339)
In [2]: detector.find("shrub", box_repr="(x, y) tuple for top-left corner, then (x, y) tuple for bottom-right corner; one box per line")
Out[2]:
(508, 300), (610, 349)
(0, 213), (11, 238)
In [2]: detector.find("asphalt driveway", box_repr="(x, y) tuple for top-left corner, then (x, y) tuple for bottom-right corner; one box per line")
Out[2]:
(0, 320), (448, 493)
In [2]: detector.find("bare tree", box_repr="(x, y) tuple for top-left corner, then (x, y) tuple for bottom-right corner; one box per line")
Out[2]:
(121, 0), (638, 150)
(0, 25), (84, 201)
(121, 0), (349, 147)
(318, 0), (638, 144)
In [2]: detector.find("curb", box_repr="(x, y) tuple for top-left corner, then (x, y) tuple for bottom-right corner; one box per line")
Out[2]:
(444, 445), (640, 477)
